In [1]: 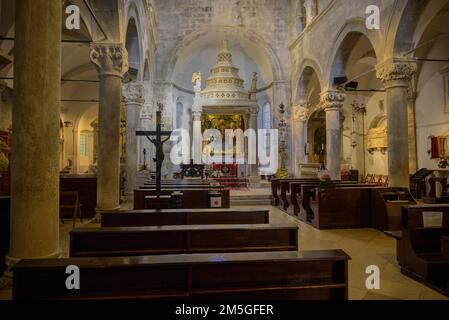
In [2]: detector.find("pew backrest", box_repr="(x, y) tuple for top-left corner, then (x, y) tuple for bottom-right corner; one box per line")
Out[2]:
(101, 208), (270, 227)
(13, 250), (351, 300)
(401, 205), (449, 229)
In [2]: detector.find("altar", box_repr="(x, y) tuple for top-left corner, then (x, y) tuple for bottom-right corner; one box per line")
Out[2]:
(190, 40), (261, 185)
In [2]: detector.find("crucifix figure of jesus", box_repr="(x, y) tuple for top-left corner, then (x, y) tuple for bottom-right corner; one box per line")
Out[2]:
(136, 103), (172, 196)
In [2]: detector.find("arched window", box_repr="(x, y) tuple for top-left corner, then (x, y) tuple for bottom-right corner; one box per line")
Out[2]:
(262, 102), (271, 130)
(80, 133), (88, 157)
(296, 0), (305, 34)
(176, 102), (183, 129)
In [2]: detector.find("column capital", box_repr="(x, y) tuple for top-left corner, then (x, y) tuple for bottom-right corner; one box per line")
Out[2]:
(376, 57), (417, 88)
(90, 42), (128, 78)
(320, 90), (345, 111)
(249, 105), (259, 115)
(292, 104), (309, 122)
(122, 82), (145, 105)
(192, 110), (202, 121)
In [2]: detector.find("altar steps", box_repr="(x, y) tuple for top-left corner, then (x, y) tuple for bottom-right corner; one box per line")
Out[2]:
(230, 194), (272, 206)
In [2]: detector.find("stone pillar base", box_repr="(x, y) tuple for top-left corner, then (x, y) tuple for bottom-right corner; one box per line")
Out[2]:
(0, 250), (61, 289)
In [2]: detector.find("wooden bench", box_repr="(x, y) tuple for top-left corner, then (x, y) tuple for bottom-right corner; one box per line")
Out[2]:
(299, 186), (413, 230)
(101, 208), (270, 227)
(69, 224), (298, 257)
(289, 182), (376, 216)
(279, 179), (320, 210)
(397, 205), (449, 296)
(271, 178), (318, 206)
(140, 185), (221, 190)
(134, 189), (230, 209)
(13, 250), (350, 300)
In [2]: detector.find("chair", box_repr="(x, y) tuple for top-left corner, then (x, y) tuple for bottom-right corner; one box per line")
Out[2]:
(60, 191), (83, 228)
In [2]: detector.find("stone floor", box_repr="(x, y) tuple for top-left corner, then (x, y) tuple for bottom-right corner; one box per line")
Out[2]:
(1, 198), (448, 300)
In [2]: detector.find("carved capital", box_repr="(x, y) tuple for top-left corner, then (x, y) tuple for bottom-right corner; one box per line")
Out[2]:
(122, 82), (145, 105)
(249, 106), (259, 115)
(376, 58), (417, 87)
(192, 111), (202, 121)
(90, 43), (128, 78)
(292, 105), (309, 122)
(320, 90), (345, 111)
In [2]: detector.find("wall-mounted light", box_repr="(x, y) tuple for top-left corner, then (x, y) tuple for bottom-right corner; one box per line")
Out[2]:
(64, 121), (73, 128)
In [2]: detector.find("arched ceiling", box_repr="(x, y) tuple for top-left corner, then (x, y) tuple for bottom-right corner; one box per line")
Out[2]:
(171, 30), (274, 91)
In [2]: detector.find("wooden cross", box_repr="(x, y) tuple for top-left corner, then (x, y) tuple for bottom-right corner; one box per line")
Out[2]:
(136, 103), (172, 196)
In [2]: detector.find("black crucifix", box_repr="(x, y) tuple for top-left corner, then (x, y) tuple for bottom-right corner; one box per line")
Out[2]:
(136, 103), (172, 196)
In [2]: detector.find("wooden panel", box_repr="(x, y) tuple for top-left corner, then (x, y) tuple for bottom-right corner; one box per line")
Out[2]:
(101, 208), (269, 227)
(70, 224), (298, 257)
(134, 189), (230, 210)
(402, 204), (449, 229)
(13, 250), (350, 300)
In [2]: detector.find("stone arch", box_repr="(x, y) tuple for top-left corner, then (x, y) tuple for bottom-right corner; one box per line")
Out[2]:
(163, 26), (284, 83)
(125, 2), (145, 80)
(389, 0), (449, 56)
(324, 18), (380, 90)
(293, 58), (324, 106)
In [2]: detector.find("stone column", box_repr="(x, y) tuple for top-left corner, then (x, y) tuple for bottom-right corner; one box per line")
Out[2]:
(139, 102), (152, 169)
(249, 106), (260, 183)
(90, 43), (128, 214)
(320, 90), (345, 180)
(292, 104), (309, 177)
(6, 0), (62, 280)
(192, 111), (203, 164)
(408, 90), (418, 174)
(351, 103), (366, 177)
(376, 58), (417, 188)
(122, 82), (144, 195)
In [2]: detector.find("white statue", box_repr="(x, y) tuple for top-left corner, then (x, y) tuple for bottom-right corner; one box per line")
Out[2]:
(192, 71), (201, 87)
(0, 140), (9, 176)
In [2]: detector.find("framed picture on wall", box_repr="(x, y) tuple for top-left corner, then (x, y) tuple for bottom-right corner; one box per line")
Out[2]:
(442, 67), (449, 113)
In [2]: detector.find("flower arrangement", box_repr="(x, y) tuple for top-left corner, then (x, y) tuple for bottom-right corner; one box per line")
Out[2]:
(209, 170), (224, 178)
(438, 157), (449, 169)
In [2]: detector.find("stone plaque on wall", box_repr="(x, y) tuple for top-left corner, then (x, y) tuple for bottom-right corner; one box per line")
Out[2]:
(367, 126), (388, 149)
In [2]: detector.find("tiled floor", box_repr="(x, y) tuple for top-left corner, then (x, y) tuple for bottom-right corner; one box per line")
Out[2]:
(1, 201), (448, 300)
(267, 205), (448, 300)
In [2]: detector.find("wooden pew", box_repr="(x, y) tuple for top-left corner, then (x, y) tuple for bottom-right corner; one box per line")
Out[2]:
(298, 186), (409, 230)
(297, 184), (376, 220)
(134, 189), (230, 209)
(271, 178), (318, 206)
(279, 179), (319, 210)
(370, 188), (416, 231)
(140, 184), (223, 190)
(144, 180), (209, 185)
(288, 181), (372, 215)
(397, 205), (449, 296)
(101, 208), (270, 227)
(69, 224), (298, 257)
(13, 250), (351, 300)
